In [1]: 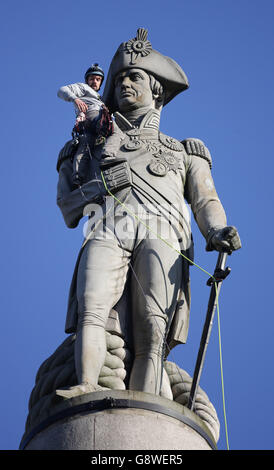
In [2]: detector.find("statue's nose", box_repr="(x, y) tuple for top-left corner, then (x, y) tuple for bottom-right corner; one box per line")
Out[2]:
(120, 77), (131, 89)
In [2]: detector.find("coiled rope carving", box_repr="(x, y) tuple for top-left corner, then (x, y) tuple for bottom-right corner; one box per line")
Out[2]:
(25, 332), (219, 442)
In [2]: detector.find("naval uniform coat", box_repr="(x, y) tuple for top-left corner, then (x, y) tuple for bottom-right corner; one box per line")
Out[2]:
(56, 109), (227, 351)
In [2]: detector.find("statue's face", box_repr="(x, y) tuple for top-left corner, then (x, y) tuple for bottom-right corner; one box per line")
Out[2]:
(114, 68), (154, 112)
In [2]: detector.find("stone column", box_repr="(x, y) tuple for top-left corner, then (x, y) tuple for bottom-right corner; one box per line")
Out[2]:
(20, 390), (216, 450)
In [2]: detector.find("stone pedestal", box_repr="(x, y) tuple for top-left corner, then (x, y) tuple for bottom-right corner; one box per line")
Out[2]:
(20, 390), (217, 450)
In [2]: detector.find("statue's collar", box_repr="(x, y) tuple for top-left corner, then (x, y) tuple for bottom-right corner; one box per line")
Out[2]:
(114, 109), (161, 133)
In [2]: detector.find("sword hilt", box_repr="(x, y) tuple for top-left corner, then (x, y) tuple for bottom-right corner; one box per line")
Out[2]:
(207, 252), (231, 286)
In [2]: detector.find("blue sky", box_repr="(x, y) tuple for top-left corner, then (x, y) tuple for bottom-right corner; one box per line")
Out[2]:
(1, 0), (274, 451)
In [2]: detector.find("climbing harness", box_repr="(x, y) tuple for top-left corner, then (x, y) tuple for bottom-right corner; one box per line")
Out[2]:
(96, 105), (114, 138)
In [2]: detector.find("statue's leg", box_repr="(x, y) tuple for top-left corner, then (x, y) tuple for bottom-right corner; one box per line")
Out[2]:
(75, 238), (130, 386)
(129, 236), (182, 395)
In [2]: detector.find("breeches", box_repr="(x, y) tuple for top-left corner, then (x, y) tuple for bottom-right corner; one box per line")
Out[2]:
(76, 218), (183, 356)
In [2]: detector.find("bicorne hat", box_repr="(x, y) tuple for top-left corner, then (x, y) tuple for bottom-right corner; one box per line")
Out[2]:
(103, 28), (189, 112)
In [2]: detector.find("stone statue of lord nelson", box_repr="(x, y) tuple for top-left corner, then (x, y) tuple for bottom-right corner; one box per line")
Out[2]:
(56, 28), (241, 400)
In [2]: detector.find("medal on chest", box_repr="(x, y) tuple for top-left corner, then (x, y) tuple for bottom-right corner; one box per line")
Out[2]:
(123, 129), (184, 177)
(148, 150), (182, 176)
(123, 129), (143, 150)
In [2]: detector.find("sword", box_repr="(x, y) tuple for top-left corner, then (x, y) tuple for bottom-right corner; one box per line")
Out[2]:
(187, 251), (231, 411)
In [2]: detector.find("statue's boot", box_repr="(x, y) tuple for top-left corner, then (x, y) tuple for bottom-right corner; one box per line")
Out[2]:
(55, 383), (103, 399)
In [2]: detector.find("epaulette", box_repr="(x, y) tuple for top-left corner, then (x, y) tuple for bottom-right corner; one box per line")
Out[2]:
(181, 138), (212, 169)
(56, 138), (79, 172)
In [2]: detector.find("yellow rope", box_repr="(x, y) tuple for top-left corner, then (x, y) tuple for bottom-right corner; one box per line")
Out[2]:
(101, 170), (230, 449)
(215, 284), (230, 450)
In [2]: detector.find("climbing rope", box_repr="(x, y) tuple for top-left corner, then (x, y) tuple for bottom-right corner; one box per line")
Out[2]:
(101, 170), (230, 449)
(216, 290), (230, 450)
